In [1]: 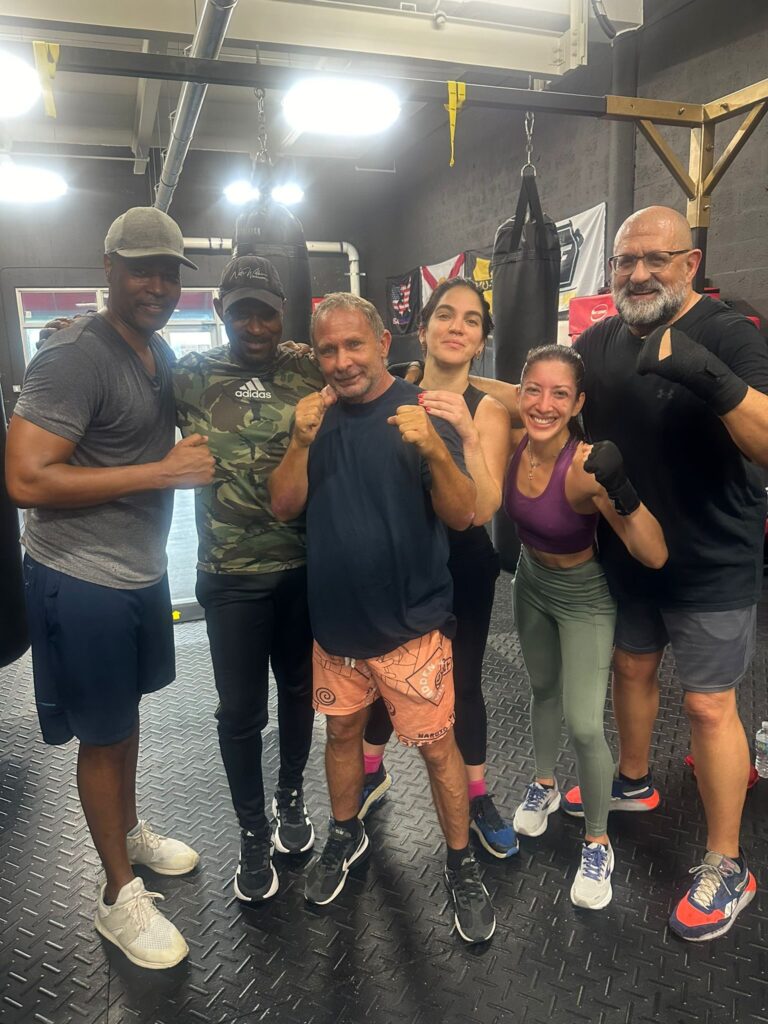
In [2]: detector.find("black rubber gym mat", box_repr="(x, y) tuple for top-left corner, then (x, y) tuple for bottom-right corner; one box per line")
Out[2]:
(1, 574), (766, 1024)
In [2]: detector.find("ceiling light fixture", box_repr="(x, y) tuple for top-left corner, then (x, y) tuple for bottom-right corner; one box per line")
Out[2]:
(0, 51), (42, 118)
(271, 183), (304, 206)
(0, 160), (67, 203)
(282, 78), (401, 136)
(224, 180), (260, 205)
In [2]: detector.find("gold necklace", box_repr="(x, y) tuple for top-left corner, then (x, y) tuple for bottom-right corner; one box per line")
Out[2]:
(526, 438), (568, 483)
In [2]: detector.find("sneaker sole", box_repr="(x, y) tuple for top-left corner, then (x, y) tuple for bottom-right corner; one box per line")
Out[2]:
(270, 798), (316, 854)
(305, 832), (370, 906)
(358, 774), (393, 820)
(94, 917), (189, 970)
(128, 853), (200, 877)
(513, 791), (562, 837)
(570, 879), (613, 910)
(234, 862), (279, 902)
(670, 875), (757, 942)
(469, 820), (519, 859)
(561, 792), (660, 818)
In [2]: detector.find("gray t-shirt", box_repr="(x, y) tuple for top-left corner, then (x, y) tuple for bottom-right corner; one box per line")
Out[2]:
(14, 314), (176, 589)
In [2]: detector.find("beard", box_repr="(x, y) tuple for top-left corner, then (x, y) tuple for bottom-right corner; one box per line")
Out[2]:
(612, 276), (689, 333)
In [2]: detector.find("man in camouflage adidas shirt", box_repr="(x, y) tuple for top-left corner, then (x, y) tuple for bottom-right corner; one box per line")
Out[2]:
(174, 255), (322, 903)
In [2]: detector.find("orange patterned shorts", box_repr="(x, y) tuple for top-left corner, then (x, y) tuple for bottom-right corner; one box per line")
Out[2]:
(312, 630), (455, 747)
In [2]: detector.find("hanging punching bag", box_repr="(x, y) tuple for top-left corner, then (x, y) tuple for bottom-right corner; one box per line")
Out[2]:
(0, 390), (29, 667)
(234, 200), (313, 344)
(491, 165), (561, 571)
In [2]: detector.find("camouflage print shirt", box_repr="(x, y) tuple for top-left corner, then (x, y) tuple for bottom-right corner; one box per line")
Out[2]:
(173, 344), (323, 575)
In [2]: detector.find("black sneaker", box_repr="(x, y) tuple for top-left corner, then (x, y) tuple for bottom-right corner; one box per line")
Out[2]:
(358, 764), (393, 820)
(234, 830), (279, 902)
(444, 853), (496, 944)
(272, 787), (315, 854)
(305, 820), (369, 905)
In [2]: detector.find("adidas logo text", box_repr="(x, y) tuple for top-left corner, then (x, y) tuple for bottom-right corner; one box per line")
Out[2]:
(235, 376), (272, 399)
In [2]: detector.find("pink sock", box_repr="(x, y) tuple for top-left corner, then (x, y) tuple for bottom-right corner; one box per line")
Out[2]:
(468, 779), (487, 800)
(364, 754), (383, 775)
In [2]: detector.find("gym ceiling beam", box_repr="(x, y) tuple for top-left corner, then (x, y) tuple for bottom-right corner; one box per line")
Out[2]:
(51, 45), (768, 287)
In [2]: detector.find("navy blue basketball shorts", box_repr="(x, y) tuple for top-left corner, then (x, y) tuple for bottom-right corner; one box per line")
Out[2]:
(23, 555), (176, 746)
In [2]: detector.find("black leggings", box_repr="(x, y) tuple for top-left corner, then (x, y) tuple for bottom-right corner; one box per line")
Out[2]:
(364, 553), (500, 765)
(196, 566), (314, 836)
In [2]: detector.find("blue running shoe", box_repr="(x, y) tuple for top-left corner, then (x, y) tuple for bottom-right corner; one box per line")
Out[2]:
(469, 794), (519, 858)
(562, 774), (660, 817)
(669, 850), (757, 941)
(358, 764), (393, 820)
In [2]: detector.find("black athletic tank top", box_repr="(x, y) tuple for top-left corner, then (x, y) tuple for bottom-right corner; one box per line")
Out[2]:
(445, 384), (496, 562)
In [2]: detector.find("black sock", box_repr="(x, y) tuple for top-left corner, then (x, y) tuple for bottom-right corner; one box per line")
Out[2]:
(446, 844), (470, 870)
(334, 816), (361, 836)
(618, 771), (649, 786)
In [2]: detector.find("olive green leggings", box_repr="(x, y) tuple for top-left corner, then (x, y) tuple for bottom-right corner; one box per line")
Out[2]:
(513, 548), (616, 836)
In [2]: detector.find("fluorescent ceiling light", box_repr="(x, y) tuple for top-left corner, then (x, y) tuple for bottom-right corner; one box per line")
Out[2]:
(0, 161), (67, 203)
(224, 180), (260, 205)
(0, 51), (42, 118)
(271, 183), (304, 206)
(282, 78), (401, 136)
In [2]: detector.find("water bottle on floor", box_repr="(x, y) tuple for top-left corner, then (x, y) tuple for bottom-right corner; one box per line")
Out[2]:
(755, 721), (768, 779)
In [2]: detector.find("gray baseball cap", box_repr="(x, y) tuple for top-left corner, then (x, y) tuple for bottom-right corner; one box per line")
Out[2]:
(219, 255), (286, 315)
(104, 207), (198, 269)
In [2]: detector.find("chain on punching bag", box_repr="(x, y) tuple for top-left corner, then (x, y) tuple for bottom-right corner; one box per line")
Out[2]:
(0, 390), (29, 667)
(491, 113), (561, 571)
(233, 87), (312, 343)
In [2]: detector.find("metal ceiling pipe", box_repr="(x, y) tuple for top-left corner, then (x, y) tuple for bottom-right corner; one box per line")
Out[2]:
(182, 237), (363, 296)
(154, 0), (238, 213)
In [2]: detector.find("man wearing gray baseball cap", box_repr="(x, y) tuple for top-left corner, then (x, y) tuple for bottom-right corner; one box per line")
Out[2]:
(6, 206), (214, 970)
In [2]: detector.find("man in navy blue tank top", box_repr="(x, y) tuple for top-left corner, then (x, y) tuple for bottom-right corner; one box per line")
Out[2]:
(269, 293), (496, 944)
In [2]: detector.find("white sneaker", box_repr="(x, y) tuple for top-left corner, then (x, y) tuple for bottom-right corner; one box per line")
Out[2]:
(126, 820), (200, 876)
(512, 781), (561, 837)
(95, 877), (189, 969)
(570, 842), (614, 910)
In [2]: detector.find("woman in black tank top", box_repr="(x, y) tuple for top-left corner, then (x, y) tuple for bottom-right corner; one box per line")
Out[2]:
(363, 279), (519, 858)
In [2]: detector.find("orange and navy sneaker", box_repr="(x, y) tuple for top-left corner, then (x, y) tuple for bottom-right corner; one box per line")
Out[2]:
(669, 850), (756, 941)
(561, 773), (660, 817)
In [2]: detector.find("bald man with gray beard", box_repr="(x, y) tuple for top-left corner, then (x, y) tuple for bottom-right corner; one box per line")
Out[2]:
(556, 205), (768, 941)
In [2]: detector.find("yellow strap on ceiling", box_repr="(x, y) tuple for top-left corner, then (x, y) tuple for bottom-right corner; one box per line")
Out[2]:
(444, 81), (466, 167)
(33, 41), (59, 118)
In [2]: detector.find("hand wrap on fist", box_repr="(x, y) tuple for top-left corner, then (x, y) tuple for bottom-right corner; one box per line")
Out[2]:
(636, 325), (748, 416)
(584, 441), (640, 517)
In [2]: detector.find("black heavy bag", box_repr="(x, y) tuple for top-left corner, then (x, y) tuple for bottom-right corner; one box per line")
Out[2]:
(491, 166), (561, 571)
(0, 391), (29, 667)
(234, 200), (313, 344)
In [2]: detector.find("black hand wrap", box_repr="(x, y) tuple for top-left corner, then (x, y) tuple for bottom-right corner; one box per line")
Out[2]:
(584, 441), (640, 517)
(636, 325), (748, 416)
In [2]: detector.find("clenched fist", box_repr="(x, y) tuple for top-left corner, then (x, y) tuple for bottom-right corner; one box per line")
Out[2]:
(292, 386), (337, 448)
(387, 404), (443, 456)
(160, 433), (215, 489)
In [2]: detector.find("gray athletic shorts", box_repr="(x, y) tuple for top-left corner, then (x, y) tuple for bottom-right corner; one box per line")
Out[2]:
(614, 599), (756, 692)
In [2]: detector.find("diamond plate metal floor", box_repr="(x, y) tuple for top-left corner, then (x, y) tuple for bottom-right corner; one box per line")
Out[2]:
(2, 574), (767, 1024)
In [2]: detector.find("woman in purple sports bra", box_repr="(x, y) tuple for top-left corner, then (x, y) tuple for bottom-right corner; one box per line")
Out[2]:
(504, 344), (667, 911)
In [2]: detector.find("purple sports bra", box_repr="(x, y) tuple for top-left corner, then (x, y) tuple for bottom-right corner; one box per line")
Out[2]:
(503, 436), (598, 555)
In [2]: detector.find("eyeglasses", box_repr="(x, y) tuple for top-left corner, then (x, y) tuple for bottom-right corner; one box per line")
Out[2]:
(608, 250), (692, 274)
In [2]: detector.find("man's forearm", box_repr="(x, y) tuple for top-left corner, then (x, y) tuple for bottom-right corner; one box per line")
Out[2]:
(269, 439), (310, 521)
(722, 387), (768, 467)
(427, 448), (477, 531)
(7, 461), (169, 510)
